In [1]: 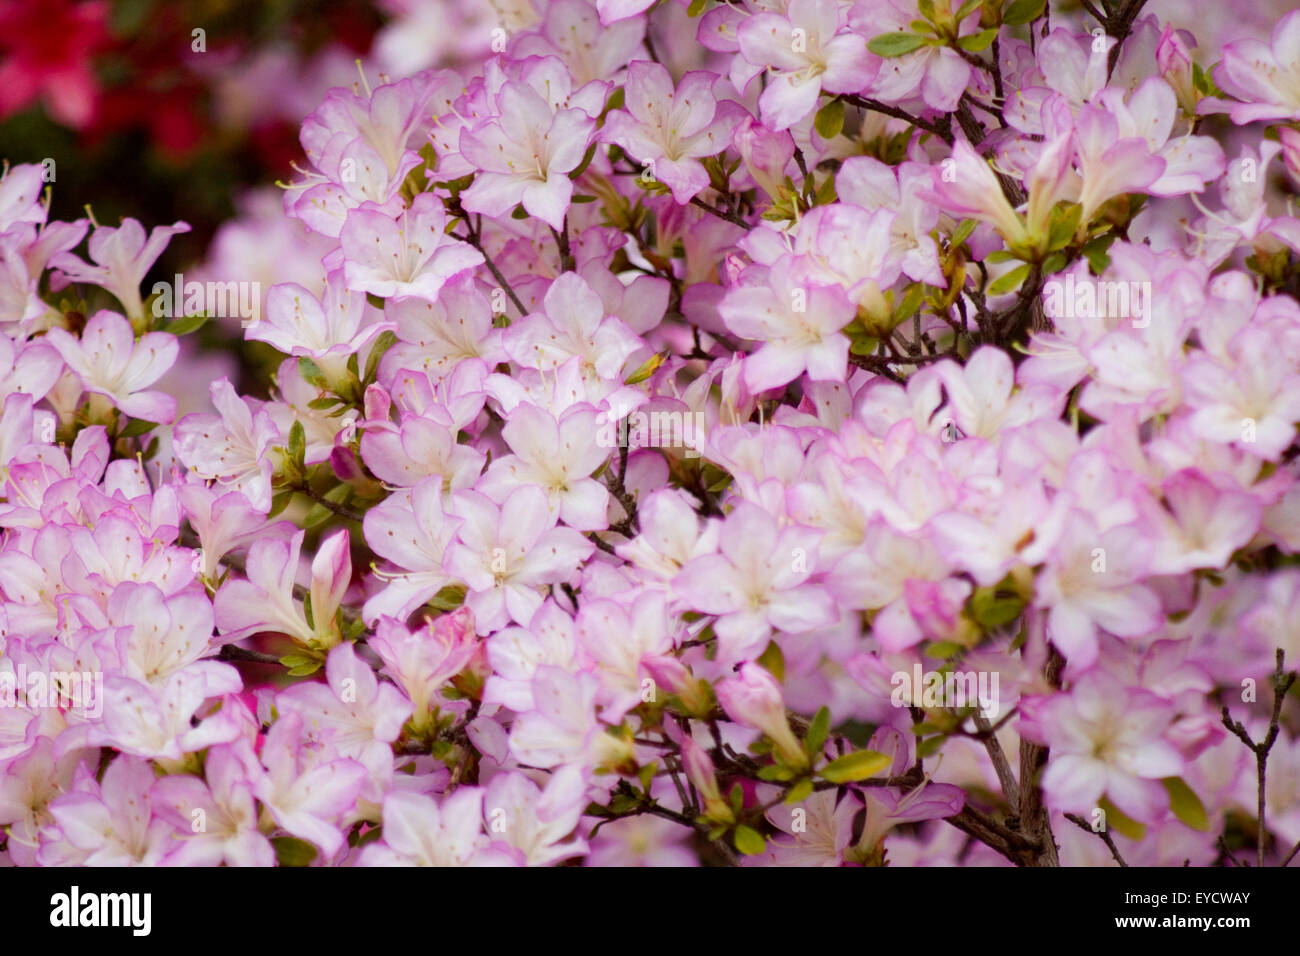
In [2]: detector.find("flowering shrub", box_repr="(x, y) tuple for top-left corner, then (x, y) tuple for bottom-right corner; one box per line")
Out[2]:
(2, 0), (1300, 868)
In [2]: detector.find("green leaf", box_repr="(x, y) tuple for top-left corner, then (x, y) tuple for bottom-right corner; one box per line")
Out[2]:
(756, 763), (795, 782)
(893, 283), (925, 323)
(280, 652), (323, 677)
(267, 490), (293, 519)
(288, 420), (306, 466)
(757, 640), (785, 683)
(819, 749), (892, 783)
(983, 248), (1018, 264)
(957, 27), (998, 52)
(428, 584), (467, 611)
(1082, 233), (1117, 274)
(1001, 0), (1046, 25)
(167, 312), (209, 336)
(805, 705), (831, 758)
(728, 783), (744, 816)
(785, 778), (814, 805)
(307, 396), (345, 411)
(987, 263), (1031, 296)
(925, 641), (964, 659)
(119, 418), (158, 439)
(363, 330), (399, 384)
(1047, 202), (1083, 250)
(1098, 796), (1147, 841)
(569, 140), (600, 180)
(272, 836), (318, 867)
(733, 824), (766, 856)
(915, 735), (946, 758)
(969, 586), (1026, 632)
(298, 356), (328, 389)
(951, 218), (978, 246)
(511, 204), (529, 220)
(1162, 777), (1210, 832)
(687, 0), (708, 15)
(625, 351), (667, 386)
(814, 98), (845, 140)
(954, 0), (983, 20)
(868, 32), (928, 57)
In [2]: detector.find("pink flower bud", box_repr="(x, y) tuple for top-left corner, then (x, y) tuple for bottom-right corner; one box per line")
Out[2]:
(310, 528), (352, 645)
(1280, 127), (1300, 187)
(733, 116), (795, 202)
(716, 663), (806, 769)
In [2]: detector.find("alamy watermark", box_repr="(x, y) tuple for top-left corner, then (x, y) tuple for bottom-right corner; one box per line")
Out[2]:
(0, 665), (103, 719)
(890, 663), (1000, 719)
(595, 405), (706, 458)
(151, 274), (261, 327)
(1042, 274), (1152, 328)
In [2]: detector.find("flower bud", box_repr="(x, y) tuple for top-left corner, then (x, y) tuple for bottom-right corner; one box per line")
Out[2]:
(716, 663), (806, 770)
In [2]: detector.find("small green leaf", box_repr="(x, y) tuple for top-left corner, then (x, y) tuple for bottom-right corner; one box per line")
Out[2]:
(267, 490), (293, 519)
(119, 418), (158, 439)
(785, 778), (815, 805)
(1001, 0), (1046, 26)
(957, 28), (998, 52)
(1162, 777), (1210, 832)
(987, 263), (1031, 296)
(954, 0), (983, 20)
(757, 640), (785, 683)
(1098, 796), (1147, 841)
(1047, 202), (1083, 250)
(951, 218), (978, 246)
(1082, 233), (1117, 274)
(868, 32), (928, 57)
(167, 312), (209, 336)
(298, 356), (328, 389)
(805, 705), (831, 758)
(363, 330), (399, 384)
(814, 98), (845, 140)
(687, 0), (708, 15)
(272, 836), (318, 866)
(569, 140), (600, 180)
(625, 351), (667, 386)
(819, 749), (892, 783)
(915, 735), (946, 758)
(288, 420), (306, 466)
(893, 283), (925, 323)
(733, 824), (766, 856)
(924, 641), (964, 659)
(969, 586), (1026, 632)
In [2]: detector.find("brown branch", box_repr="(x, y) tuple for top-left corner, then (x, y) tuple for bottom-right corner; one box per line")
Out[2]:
(1221, 649), (1296, 867)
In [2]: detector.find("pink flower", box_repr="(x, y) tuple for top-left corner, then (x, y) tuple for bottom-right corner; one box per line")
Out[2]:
(51, 218), (190, 322)
(359, 789), (496, 866)
(174, 379), (280, 512)
(1205, 10), (1300, 124)
(1030, 672), (1184, 823)
(444, 486), (595, 634)
(602, 61), (743, 204)
(44, 310), (178, 422)
(478, 402), (611, 531)
(253, 712), (367, 858)
(459, 59), (604, 230)
(737, 0), (879, 130)
(715, 662), (805, 768)
(675, 502), (835, 663)
(340, 193), (483, 302)
(718, 256), (854, 393)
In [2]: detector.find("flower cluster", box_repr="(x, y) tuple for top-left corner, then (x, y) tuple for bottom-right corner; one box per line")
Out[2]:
(2, 0), (1300, 867)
